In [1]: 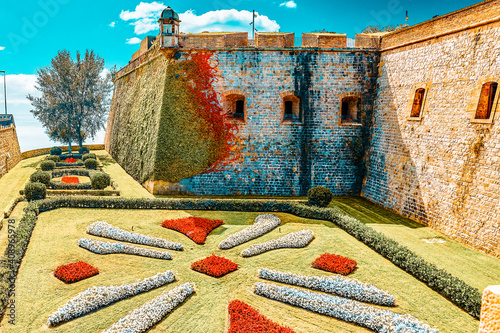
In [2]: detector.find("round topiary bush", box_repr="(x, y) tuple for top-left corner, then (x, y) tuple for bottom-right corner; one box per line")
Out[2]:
(46, 155), (60, 162)
(50, 147), (62, 156)
(40, 160), (56, 171)
(84, 158), (98, 170)
(79, 147), (90, 154)
(30, 171), (51, 185)
(82, 153), (96, 162)
(91, 173), (110, 190)
(307, 186), (333, 208)
(24, 182), (47, 201)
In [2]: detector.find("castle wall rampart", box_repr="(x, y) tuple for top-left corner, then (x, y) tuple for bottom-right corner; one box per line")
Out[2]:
(0, 123), (22, 178)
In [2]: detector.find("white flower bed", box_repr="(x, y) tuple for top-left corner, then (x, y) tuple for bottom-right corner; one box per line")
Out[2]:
(87, 221), (183, 251)
(218, 214), (281, 249)
(259, 268), (395, 306)
(240, 229), (314, 257)
(78, 238), (172, 260)
(254, 283), (438, 333)
(47, 271), (176, 326)
(103, 282), (195, 333)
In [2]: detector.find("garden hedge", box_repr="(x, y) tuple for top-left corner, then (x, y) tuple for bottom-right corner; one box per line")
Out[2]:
(0, 197), (482, 320)
(40, 160), (56, 171)
(307, 186), (334, 207)
(50, 147), (62, 155)
(84, 158), (98, 170)
(82, 153), (96, 162)
(46, 155), (60, 163)
(30, 171), (51, 185)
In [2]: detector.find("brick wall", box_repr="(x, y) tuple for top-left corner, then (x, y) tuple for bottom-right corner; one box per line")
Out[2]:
(0, 124), (22, 177)
(355, 34), (381, 49)
(159, 49), (379, 196)
(363, 17), (500, 257)
(256, 33), (294, 48)
(302, 33), (347, 48)
(180, 33), (248, 48)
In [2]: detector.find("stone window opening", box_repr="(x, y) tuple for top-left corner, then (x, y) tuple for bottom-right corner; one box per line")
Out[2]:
(410, 88), (426, 118)
(475, 82), (498, 120)
(341, 96), (360, 123)
(225, 94), (246, 121)
(281, 95), (301, 123)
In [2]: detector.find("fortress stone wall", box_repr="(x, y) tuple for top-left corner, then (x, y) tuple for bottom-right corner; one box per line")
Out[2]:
(0, 115), (22, 178)
(107, 0), (500, 257)
(362, 0), (500, 257)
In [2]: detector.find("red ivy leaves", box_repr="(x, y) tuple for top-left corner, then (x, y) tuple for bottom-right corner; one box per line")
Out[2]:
(179, 51), (239, 173)
(61, 176), (80, 184)
(312, 253), (357, 275)
(191, 255), (238, 278)
(162, 217), (224, 245)
(54, 261), (99, 283)
(64, 158), (77, 163)
(228, 300), (296, 333)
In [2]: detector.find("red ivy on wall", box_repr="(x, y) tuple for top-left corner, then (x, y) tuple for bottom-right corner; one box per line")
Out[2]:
(228, 300), (296, 333)
(180, 51), (239, 173)
(162, 216), (224, 244)
(312, 253), (357, 275)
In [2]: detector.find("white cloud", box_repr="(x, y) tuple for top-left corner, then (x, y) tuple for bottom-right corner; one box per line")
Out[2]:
(0, 46), (5, 51)
(5, 74), (39, 105)
(118, 2), (280, 35)
(109, 21), (116, 28)
(126, 37), (142, 44)
(280, 1), (297, 8)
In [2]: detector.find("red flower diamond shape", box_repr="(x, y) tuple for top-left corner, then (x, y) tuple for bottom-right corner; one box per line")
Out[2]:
(311, 253), (357, 275)
(191, 255), (238, 278)
(54, 261), (99, 283)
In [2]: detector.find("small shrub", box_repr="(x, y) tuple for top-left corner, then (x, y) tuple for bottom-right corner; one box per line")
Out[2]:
(91, 173), (110, 189)
(30, 171), (51, 185)
(78, 147), (90, 154)
(307, 186), (333, 207)
(24, 182), (46, 201)
(50, 147), (62, 155)
(46, 155), (60, 162)
(40, 160), (56, 171)
(82, 153), (96, 161)
(84, 158), (98, 170)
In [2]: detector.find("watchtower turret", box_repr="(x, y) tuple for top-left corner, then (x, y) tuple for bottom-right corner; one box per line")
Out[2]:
(158, 6), (180, 48)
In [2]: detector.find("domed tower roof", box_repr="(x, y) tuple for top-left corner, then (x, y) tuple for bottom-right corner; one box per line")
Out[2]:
(160, 6), (180, 21)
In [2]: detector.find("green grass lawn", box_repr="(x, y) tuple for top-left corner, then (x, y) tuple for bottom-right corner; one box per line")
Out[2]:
(0, 209), (481, 333)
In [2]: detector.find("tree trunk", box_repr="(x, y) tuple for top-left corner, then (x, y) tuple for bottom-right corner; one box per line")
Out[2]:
(68, 139), (72, 153)
(78, 132), (83, 148)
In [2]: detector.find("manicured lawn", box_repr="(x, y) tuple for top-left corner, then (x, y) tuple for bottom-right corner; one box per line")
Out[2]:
(331, 196), (500, 292)
(1, 209), (480, 332)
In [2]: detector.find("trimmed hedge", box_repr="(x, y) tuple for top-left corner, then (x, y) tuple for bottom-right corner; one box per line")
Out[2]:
(46, 189), (120, 196)
(56, 162), (84, 168)
(61, 153), (83, 160)
(91, 173), (110, 189)
(3, 195), (24, 218)
(23, 183), (47, 201)
(50, 147), (62, 156)
(78, 147), (90, 154)
(30, 171), (51, 185)
(46, 155), (60, 162)
(49, 182), (92, 190)
(52, 169), (91, 178)
(40, 160), (56, 171)
(84, 158), (98, 170)
(82, 153), (96, 162)
(0, 197), (482, 320)
(307, 186), (333, 207)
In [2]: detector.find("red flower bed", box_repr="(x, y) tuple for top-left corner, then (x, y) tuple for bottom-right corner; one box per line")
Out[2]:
(191, 255), (237, 278)
(162, 217), (223, 244)
(54, 261), (99, 283)
(61, 176), (80, 184)
(228, 300), (296, 333)
(64, 158), (77, 163)
(311, 253), (357, 275)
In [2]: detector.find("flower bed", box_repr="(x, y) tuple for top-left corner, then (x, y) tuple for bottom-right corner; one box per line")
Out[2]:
(162, 216), (223, 245)
(191, 255), (238, 277)
(64, 158), (77, 163)
(103, 282), (195, 333)
(241, 229), (314, 257)
(78, 238), (172, 259)
(87, 221), (183, 251)
(254, 283), (438, 333)
(47, 271), (175, 326)
(259, 269), (395, 306)
(54, 261), (99, 283)
(228, 300), (296, 333)
(219, 214), (281, 250)
(312, 253), (357, 275)
(61, 176), (80, 184)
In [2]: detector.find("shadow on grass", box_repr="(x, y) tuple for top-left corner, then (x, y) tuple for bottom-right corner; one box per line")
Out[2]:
(97, 155), (117, 167)
(330, 196), (425, 229)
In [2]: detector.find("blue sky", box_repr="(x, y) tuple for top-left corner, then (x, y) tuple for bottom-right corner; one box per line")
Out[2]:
(0, 0), (480, 151)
